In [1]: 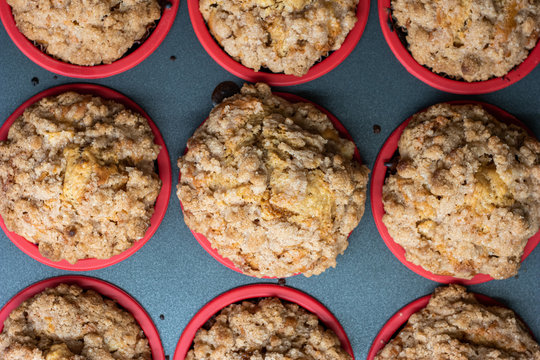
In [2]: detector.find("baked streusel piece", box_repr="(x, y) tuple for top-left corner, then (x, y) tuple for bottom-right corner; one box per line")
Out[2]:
(178, 83), (369, 278)
(0, 92), (161, 264)
(382, 103), (540, 279)
(0, 284), (151, 360)
(7, 0), (161, 65)
(392, 0), (540, 81)
(375, 284), (540, 360)
(200, 0), (359, 76)
(187, 297), (352, 360)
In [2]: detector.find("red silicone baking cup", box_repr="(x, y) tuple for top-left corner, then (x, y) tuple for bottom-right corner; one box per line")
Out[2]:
(0, 83), (172, 271)
(188, 0), (370, 86)
(366, 292), (528, 359)
(179, 92), (364, 278)
(370, 100), (540, 285)
(378, 0), (540, 94)
(174, 283), (354, 360)
(0, 275), (165, 360)
(0, 0), (179, 78)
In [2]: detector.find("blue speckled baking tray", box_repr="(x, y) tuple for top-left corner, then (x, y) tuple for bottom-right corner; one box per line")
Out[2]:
(0, 1), (539, 359)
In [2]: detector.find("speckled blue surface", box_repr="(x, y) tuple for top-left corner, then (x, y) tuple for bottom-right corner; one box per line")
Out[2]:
(0, 1), (539, 359)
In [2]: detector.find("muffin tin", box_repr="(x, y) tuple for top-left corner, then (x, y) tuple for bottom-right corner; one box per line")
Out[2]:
(0, 84), (172, 270)
(0, 1), (539, 359)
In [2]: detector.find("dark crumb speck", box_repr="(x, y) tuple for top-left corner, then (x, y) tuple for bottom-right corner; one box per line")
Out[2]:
(170, 55), (176, 61)
(31, 77), (39, 86)
(384, 152), (400, 175)
(68, 229), (76, 237)
(212, 81), (240, 105)
(165, 356), (170, 360)
(53, 75), (58, 80)
(373, 124), (381, 134)
(278, 278), (286, 286)
(159, 314), (165, 320)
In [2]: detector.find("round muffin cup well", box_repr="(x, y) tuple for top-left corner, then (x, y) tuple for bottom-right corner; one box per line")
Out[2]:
(0, 275), (165, 360)
(179, 92), (364, 278)
(370, 100), (540, 285)
(378, 0), (540, 94)
(365, 292), (533, 360)
(173, 283), (354, 360)
(0, 83), (172, 271)
(0, 0), (179, 78)
(188, 0), (370, 86)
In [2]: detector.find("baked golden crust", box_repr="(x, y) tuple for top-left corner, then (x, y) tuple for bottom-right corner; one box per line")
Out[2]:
(187, 298), (352, 360)
(0, 92), (161, 264)
(391, 0), (540, 82)
(382, 103), (540, 279)
(7, 0), (161, 66)
(0, 284), (151, 360)
(177, 83), (369, 278)
(200, 0), (359, 76)
(375, 285), (540, 360)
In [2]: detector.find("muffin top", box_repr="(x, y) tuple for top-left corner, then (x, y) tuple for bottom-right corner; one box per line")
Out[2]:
(7, 0), (161, 66)
(382, 103), (540, 279)
(0, 284), (151, 360)
(177, 83), (369, 278)
(375, 284), (540, 360)
(187, 297), (351, 360)
(391, 0), (540, 81)
(0, 92), (161, 264)
(199, 0), (359, 76)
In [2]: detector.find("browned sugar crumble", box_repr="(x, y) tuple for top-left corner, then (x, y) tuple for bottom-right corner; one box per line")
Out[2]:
(0, 284), (151, 360)
(0, 92), (161, 264)
(382, 103), (540, 280)
(375, 284), (540, 360)
(200, 0), (359, 76)
(187, 297), (352, 360)
(392, 0), (540, 81)
(177, 83), (369, 278)
(7, 0), (161, 66)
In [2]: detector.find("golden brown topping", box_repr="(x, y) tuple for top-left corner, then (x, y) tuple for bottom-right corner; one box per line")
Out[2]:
(0, 92), (161, 264)
(177, 83), (369, 278)
(382, 103), (540, 279)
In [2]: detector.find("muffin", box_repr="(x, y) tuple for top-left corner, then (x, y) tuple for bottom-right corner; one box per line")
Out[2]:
(382, 103), (540, 279)
(391, 0), (540, 81)
(375, 284), (540, 360)
(177, 83), (369, 278)
(0, 92), (161, 264)
(7, 0), (161, 66)
(199, 0), (359, 76)
(187, 297), (352, 360)
(0, 283), (151, 360)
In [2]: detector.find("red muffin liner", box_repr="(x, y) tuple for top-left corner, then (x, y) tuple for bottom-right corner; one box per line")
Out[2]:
(179, 92), (364, 278)
(366, 291), (533, 359)
(0, 0), (179, 78)
(0, 275), (165, 360)
(188, 0), (370, 86)
(0, 84), (172, 271)
(173, 283), (354, 359)
(378, 0), (540, 94)
(370, 100), (540, 284)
